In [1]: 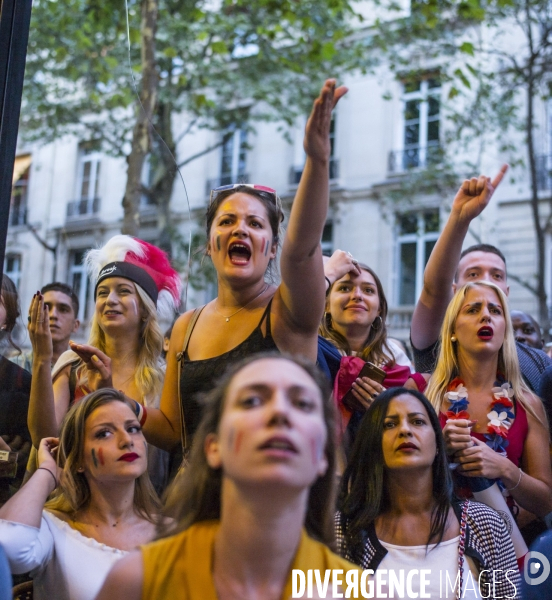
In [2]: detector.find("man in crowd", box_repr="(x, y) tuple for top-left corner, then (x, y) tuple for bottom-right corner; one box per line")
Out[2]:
(410, 165), (552, 391)
(14, 282), (80, 371)
(511, 309), (545, 350)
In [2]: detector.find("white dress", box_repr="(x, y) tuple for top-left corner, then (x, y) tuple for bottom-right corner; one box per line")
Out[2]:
(0, 511), (127, 600)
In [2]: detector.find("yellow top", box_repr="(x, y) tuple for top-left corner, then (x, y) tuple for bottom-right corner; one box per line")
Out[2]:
(141, 520), (362, 599)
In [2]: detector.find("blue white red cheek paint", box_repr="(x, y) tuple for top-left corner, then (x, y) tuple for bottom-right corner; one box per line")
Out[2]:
(91, 449), (99, 468)
(216, 235), (221, 251)
(98, 448), (105, 466)
(264, 239), (269, 256)
(227, 428), (243, 454)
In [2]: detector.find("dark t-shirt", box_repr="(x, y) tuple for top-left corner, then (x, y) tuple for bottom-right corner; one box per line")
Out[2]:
(411, 338), (551, 392)
(0, 356), (31, 441)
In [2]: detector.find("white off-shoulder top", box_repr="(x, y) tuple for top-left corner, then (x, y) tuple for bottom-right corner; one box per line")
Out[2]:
(0, 511), (127, 600)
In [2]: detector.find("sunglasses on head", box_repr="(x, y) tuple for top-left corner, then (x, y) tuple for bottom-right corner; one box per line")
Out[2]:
(209, 183), (277, 205)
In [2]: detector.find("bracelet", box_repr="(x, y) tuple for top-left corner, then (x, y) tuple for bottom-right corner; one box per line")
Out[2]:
(506, 467), (523, 491)
(324, 276), (332, 295)
(37, 467), (58, 490)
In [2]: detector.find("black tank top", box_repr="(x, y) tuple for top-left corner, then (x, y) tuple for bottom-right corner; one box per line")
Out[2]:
(179, 299), (278, 441)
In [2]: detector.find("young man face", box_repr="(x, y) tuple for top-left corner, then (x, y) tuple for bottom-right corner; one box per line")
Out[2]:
(453, 250), (509, 296)
(42, 290), (80, 346)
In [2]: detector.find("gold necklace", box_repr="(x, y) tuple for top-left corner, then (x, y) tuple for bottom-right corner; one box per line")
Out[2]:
(214, 284), (269, 322)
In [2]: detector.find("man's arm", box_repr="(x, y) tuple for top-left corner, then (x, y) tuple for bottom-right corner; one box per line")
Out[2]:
(410, 165), (508, 350)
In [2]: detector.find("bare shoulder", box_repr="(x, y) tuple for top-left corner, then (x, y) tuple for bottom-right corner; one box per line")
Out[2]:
(95, 551), (143, 600)
(521, 391), (548, 423)
(169, 308), (202, 354)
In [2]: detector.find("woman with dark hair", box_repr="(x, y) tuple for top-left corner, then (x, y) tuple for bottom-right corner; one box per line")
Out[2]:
(337, 387), (521, 598)
(0, 275), (31, 502)
(136, 80), (347, 455)
(320, 256), (424, 441)
(98, 354), (361, 599)
(0, 388), (160, 600)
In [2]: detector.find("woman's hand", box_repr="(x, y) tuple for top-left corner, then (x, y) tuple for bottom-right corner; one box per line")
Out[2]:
(28, 292), (53, 362)
(324, 250), (361, 287)
(349, 376), (386, 411)
(37, 437), (61, 480)
(69, 342), (113, 390)
(442, 419), (475, 454)
(303, 79), (347, 164)
(455, 437), (511, 479)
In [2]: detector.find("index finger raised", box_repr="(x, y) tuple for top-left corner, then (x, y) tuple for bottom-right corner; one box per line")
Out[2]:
(491, 164), (508, 189)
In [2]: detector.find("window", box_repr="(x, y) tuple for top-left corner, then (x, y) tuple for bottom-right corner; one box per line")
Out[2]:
(10, 165), (29, 227)
(68, 143), (101, 217)
(68, 249), (90, 321)
(291, 115), (338, 184)
(396, 78), (441, 171)
(219, 128), (247, 186)
(396, 209), (440, 305)
(4, 254), (22, 289)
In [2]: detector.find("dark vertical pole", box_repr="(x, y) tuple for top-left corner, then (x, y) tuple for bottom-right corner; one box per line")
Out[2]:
(0, 0), (33, 281)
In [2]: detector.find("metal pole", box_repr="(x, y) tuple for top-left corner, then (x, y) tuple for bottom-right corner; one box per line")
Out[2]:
(0, 0), (33, 282)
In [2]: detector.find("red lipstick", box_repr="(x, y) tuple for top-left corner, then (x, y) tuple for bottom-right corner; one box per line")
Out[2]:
(118, 453), (139, 462)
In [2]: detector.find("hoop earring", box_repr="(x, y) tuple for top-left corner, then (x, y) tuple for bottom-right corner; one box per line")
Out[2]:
(371, 315), (383, 331)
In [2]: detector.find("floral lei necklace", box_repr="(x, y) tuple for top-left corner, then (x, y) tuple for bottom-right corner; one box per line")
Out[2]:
(444, 374), (515, 457)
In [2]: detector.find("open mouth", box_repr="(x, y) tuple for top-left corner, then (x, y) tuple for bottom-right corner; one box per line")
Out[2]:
(228, 242), (252, 265)
(104, 310), (122, 316)
(259, 437), (298, 453)
(477, 326), (494, 340)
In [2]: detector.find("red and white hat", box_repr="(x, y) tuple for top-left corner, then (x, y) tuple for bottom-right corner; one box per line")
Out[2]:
(85, 235), (181, 320)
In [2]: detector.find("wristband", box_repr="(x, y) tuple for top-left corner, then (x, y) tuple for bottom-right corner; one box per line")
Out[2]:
(37, 467), (58, 490)
(506, 467), (523, 491)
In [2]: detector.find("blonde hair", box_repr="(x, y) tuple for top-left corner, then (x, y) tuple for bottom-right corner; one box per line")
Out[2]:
(78, 284), (164, 405)
(426, 281), (539, 420)
(46, 389), (161, 522)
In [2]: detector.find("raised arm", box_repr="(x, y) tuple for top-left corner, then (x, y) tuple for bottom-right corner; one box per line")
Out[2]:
(410, 165), (508, 350)
(274, 79), (348, 352)
(27, 293), (65, 447)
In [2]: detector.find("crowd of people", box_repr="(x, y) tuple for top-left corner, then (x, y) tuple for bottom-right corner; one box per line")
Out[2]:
(0, 78), (550, 598)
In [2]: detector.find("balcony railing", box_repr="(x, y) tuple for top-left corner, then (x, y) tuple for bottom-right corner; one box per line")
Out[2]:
(66, 197), (100, 219)
(205, 174), (250, 198)
(388, 144), (441, 174)
(289, 157), (339, 186)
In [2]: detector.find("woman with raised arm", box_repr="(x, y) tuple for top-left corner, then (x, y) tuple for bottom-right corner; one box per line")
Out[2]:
(0, 389), (160, 600)
(337, 387), (521, 599)
(425, 281), (552, 524)
(140, 79), (347, 452)
(97, 354), (361, 600)
(26, 236), (180, 492)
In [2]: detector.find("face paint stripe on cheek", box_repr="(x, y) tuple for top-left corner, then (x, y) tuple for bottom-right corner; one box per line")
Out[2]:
(264, 240), (269, 256)
(235, 431), (243, 454)
(91, 448), (98, 468)
(217, 235), (221, 251)
(98, 447), (104, 466)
